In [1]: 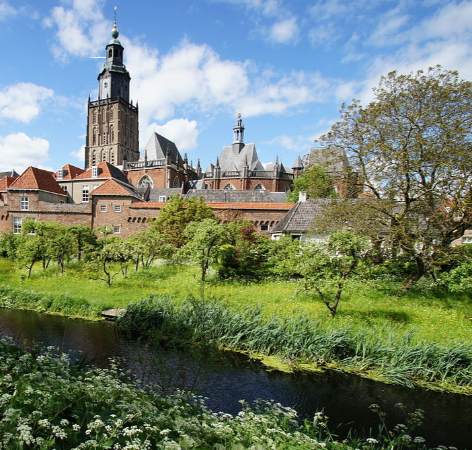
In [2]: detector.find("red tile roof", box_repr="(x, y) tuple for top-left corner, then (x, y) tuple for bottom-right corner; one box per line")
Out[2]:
(92, 179), (138, 197)
(9, 167), (66, 196)
(73, 161), (129, 184)
(0, 176), (17, 191)
(56, 164), (84, 180)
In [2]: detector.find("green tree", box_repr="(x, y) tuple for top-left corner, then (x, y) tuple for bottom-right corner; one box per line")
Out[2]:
(88, 238), (126, 286)
(317, 67), (472, 289)
(127, 229), (174, 270)
(271, 231), (369, 317)
(150, 196), (216, 248)
(179, 219), (229, 282)
(286, 165), (337, 202)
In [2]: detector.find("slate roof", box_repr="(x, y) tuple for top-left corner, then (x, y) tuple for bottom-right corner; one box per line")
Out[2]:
(309, 147), (350, 173)
(56, 164), (85, 180)
(9, 167), (66, 196)
(129, 201), (293, 211)
(140, 132), (184, 165)
(0, 170), (19, 179)
(271, 198), (334, 233)
(184, 189), (288, 203)
(74, 161), (130, 185)
(219, 143), (264, 172)
(91, 179), (141, 198)
(147, 188), (182, 201)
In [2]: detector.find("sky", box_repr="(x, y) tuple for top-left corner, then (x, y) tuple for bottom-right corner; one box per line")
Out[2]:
(1, 0), (472, 174)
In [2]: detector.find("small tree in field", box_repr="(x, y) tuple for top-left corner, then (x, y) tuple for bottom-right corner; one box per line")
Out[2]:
(179, 219), (229, 282)
(272, 231), (369, 317)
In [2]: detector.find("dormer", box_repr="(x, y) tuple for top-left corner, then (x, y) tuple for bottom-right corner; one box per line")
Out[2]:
(92, 166), (99, 178)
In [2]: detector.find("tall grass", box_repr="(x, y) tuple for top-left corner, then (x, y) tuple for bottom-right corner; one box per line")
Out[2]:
(118, 295), (472, 392)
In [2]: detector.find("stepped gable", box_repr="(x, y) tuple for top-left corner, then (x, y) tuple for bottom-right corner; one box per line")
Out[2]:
(271, 198), (334, 234)
(140, 132), (184, 165)
(56, 164), (85, 180)
(9, 166), (66, 196)
(74, 161), (130, 185)
(91, 179), (141, 198)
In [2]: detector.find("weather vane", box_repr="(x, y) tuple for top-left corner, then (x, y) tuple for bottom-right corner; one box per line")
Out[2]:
(114, 6), (118, 21)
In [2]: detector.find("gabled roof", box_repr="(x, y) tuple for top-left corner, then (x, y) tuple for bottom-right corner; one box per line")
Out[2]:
(9, 167), (66, 196)
(271, 198), (334, 234)
(140, 132), (184, 165)
(73, 161), (130, 185)
(219, 143), (265, 172)
(91, 179), (141, 198)
(56, 164), (85, 180)
(0, 176), (16, 191)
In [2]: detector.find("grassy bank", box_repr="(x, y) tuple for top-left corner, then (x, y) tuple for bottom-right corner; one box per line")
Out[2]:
(1, 258), (471, 344)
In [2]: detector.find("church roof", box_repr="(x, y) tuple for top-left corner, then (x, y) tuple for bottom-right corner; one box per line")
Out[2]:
(185, 189), (288, 203)
(91, 179), (141, 198)
(74, 161), (130, 185)
(9, 167), (66, 196)
(0, 169), (19, 179)
(219, 143), (264, 172)
(140, 132), (184, 165)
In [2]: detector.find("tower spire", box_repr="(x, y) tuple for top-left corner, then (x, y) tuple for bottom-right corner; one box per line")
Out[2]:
(233, 112), (245, 145)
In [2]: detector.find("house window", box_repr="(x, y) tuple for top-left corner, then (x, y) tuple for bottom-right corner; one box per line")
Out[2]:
(260, 224), (269, 231)
(57, 169), (63, 180)
(92, 166), (98, 178)
(20, 196), (29, 211)
(113, 226), (121, 234)
(100, 205), (107, 212)
(62, 185), (68, 193)
(159, 196), (167, 202)
(114, 205), (122, 212)
(13, 217), (22, 234)
(462, 236), (472, 244)
(82, 185), (89, 203)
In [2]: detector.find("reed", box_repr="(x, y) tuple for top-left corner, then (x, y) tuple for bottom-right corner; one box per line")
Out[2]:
(118, 295), (472, 392)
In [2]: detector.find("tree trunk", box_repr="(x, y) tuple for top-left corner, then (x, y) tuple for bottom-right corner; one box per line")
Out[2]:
(401, 258), (426, 291)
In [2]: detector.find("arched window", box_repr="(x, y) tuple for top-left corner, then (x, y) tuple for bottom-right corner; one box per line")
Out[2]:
(138, 175), (153, 189)
(254, 183), (265, 190)
(93, 110), (97, 124)
(92, 150), (96, 166)
(110, 150), (114, 165)
(223, 183), (235, 190)
(102, 150), (106, 162)
(110, 125), (114, 143)
(173, 176), (180, 188)
(108, 49), (112, 58)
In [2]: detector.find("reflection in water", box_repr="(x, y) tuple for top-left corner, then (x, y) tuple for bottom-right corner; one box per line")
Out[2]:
(0, 309), (471, 448)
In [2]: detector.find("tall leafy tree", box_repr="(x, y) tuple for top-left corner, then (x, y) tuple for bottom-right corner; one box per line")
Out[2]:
(317, 67), (472, 289)
(150, 196), (217, 248)
(286, 165), (337, 202)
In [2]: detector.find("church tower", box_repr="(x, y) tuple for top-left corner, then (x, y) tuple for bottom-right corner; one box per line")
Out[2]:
(84, 19), (139, 169)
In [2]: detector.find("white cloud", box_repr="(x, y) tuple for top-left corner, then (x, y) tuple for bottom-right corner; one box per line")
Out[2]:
(145, 119), (200, 151)
(70, 144), (85, 163)
(0, 83), (54, 123)
(267, 133), (316, 154)
(44, 0), (108, 61)
(0, 133), (50, 173)
(0, 2), (17, 20)
(267, 18), (299, 44)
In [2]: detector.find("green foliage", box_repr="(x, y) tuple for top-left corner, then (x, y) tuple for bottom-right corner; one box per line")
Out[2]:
(318, 66), (472, 289)
(270, 231), (370, 317)
(149, 196), (217, 248)
(0, 338), (349, 449)
(118, 295), (472, 392)
(287, 164), (337, 202)
(179, 219), (229, 282)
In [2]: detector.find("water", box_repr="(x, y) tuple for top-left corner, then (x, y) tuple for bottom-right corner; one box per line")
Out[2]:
(0, 308), (471, 448)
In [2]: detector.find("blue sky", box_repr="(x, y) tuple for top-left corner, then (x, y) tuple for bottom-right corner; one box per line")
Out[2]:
(1, 0), (472, 174)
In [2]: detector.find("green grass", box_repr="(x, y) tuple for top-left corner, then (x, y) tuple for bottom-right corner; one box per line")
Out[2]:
(0, 257), (472, 344)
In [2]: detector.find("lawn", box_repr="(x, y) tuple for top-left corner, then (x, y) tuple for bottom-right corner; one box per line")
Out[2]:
(1, 257), (471, 345)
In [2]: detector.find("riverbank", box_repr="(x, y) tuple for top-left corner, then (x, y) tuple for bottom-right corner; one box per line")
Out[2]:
(0, 258), (472, 395)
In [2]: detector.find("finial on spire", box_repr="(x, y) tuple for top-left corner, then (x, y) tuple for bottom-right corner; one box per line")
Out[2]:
(111, 7), (119, 39)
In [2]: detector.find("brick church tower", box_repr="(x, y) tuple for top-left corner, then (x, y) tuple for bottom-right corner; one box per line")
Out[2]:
(84, 19), (139, 169)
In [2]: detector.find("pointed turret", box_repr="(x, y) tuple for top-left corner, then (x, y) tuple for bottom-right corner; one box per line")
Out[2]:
(232, 112), (245, 154)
